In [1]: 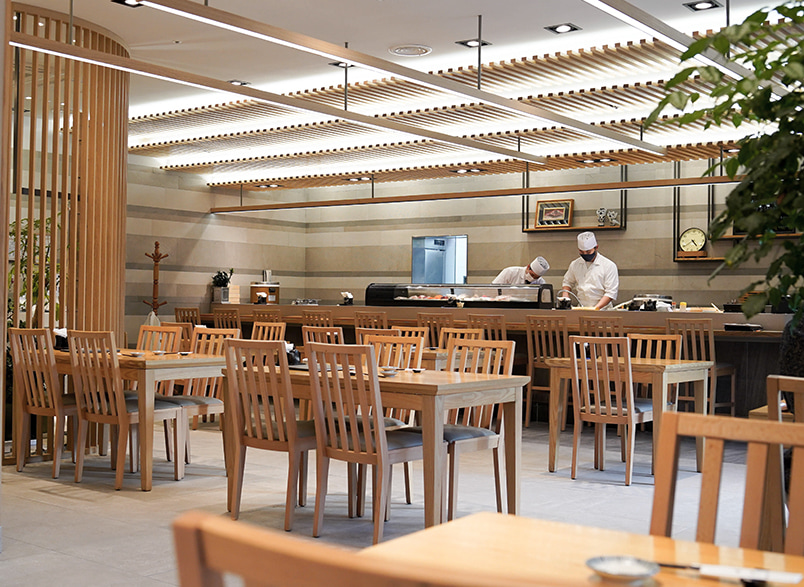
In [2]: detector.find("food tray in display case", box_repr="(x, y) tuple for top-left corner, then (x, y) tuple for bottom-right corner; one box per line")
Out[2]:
(365, 283), (554, 308)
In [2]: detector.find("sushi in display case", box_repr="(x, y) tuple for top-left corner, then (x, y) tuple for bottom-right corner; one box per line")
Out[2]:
(365, 283), (554, 308)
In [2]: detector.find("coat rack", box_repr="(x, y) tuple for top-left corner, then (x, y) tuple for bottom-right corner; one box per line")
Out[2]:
(143, 241), (168, 314)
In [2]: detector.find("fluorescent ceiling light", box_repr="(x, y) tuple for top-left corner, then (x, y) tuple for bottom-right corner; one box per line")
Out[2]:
(137, 0), (666, 156)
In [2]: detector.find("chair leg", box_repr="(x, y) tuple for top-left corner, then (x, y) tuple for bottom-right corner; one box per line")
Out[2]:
(285, 449), (301, 531)
(298, 451), (309, 507)
(129, 425), (139, 474)
(493, 444), (504, 514)
(163, 421), (173, 462)
(447, 444), (459, 521)
(373, 465), (389, 545)
(312, 455), (330, 538)
(52, 413), (66, 479)
(230, 444), (247, 519)
(16, 409), (30, 472)
(348, 463), (358, 518)
(173, 415), (186, 481)
(75, 418), (88, 483)
(403, 462), (412, 504)
(114, 424), (128, 490)
(570, 418), (582, 480)
(624, 422), (636, 486)
(524, 380), (533, 428)
(729, 373), (736, 417)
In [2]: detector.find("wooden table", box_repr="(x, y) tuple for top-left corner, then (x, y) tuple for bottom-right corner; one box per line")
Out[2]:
(224, 367), (529, 527)
(361, 512), (804, 586)
(545, 357), (713, 474)
(53, 350), (226, 491)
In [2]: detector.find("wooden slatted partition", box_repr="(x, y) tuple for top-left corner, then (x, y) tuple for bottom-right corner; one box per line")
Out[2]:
(3, 4), (129, 463)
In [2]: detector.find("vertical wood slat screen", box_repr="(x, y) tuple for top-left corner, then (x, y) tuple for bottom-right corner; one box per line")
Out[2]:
(3, 5), (129, 463)
(6, 4), (129, 335)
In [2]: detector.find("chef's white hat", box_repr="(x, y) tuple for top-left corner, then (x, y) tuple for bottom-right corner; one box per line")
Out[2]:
(530, 256), (549, 275)
(577, 231), (597, 250)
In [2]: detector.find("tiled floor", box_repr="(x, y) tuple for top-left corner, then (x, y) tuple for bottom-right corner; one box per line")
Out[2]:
(0, 420), (748, 585)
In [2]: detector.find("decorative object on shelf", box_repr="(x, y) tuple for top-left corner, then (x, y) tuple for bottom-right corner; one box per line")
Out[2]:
(212, 268), (239, 304)
(607, 209), (620, 226)
(535, 199), (574, 227)
(596, 207), (607, 226)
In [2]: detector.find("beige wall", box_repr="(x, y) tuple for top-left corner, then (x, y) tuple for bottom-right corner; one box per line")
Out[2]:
(124, 155), (772, 343)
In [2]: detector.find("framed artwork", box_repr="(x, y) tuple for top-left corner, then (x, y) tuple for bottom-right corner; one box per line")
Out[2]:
(535, 199), (574, 227)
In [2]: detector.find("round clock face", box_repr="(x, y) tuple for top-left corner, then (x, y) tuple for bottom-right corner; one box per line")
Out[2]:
(679, 227), (707, 252)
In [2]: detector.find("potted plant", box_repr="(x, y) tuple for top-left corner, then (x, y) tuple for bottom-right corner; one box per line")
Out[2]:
(211, 268), (239, 304)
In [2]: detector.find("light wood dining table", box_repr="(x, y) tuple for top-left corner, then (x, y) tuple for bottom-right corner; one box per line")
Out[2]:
(222, 367), (529, 527)
(53, 350), (226, 491)
(361, 511), (804, 586)
(545, 356), (713, 474)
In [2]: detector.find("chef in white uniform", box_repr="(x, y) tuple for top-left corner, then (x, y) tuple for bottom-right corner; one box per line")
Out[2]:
(492, 256), (550, 285)
(560, 231), (619, 310)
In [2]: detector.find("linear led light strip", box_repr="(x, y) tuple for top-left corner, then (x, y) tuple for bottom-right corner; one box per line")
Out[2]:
(137, 0), (667, 156)
(9, 32), (549, 166)
(581, 0), (788, 97)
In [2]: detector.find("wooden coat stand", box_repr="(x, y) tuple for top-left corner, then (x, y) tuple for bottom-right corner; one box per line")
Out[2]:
(144, 242), (168, 315)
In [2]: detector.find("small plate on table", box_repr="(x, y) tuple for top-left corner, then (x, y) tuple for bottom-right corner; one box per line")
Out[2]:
(152, 350), (166, 356)
(379, 367), (398, 378)
(124, 352), (144, 358)
(586, 556), (659, 581)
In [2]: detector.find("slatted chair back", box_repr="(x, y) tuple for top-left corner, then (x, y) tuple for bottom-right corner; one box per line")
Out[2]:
(213, 307), (242, 331)
(253, 307), (282, 322)
(650, 411), (804, 556)
(395, 325), (430, 348)
(9, 327), (76, 477)
(355, 327), (400, 344)
(175, 307), (201, 326)
(524, 315), (570, 427)
(437, 327), (484, 350)
(160, 321), (194, 352)
(579, 315), (624, 338)
(467, 314), (507, 341)
(417, 312), (454, 350)
(666, 317), (735, 415)
(136, 325), (183, 353)
(364, 334), (424, 371)
(301, 309), (334, 327)
(173, 511), (495, 587)
(627, 333), (682, 361)
(302, 325), (345, 345)
(68, 330), (126, 421)
(354, 311), (389, 329)
(445, 339), (514, 429)
(251, 321), (287, 341)
(185, 327), (241, 400)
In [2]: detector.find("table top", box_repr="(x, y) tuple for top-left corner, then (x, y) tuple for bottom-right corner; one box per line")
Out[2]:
(54, 349), (226, 370)
(361, 512), (804, 586)
(545, 356), (713, 373)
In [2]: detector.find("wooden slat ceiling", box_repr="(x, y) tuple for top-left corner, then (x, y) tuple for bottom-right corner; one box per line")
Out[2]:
(128, 30), (780, 191)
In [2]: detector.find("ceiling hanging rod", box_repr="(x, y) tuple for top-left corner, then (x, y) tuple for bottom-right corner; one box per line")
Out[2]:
(10, 31), (548, 165)
(476, 15), (483, 91)
(134, 0), (667, 156)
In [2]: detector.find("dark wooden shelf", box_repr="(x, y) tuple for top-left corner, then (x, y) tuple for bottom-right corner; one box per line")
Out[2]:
(523, 225), (624, 233)
(674, 256), (726, 263)
(718, 233), (801, 240)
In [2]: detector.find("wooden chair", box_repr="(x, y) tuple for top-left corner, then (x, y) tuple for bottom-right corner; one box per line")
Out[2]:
(666, 317), (736, 415)
(175, 307), (201, 326)
(467, 314), (507, 341)
(395, 325), (430, 347)
(251, 321), (287, 341)
(442, 338), (515, 521)
(253, 307), (282, 322)
(160, 321), (193, 352)
(212, 307), (242, 331)
(159, 327), (240, 462)
(524, 315), (570, 428)
(137, 324), (183, 354)
(9, 328), (79, 478)
(301, 309), (334, 327)
(579, 315), (624, 337)
(302, 325), (344, 344)
(354, 310), (389, 329)
(437, 327), (484, 350)
(364, 334), (424, 371)
(173, 510), (505, 587)
(417, 312), (454, 349)
(355, 327), (400, 344)
(569, 335), (653, 486)
(307, 342), (425, 544)
(67, 330), (187, 489)
(224, 339), (317, 530)
(627, 333), (683, 401)
(650, 411), (804, 555)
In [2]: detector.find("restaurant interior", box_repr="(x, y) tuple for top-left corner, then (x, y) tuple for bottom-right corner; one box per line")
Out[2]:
(2, 0), (804, 584)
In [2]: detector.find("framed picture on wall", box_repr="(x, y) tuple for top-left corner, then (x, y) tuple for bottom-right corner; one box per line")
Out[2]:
(535, 199), (574, 227)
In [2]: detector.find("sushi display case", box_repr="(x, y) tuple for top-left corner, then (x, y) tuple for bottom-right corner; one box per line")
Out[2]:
(365, 283), (554, 308)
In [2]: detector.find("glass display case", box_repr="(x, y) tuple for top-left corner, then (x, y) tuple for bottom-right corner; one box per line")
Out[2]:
(365, 283), (554, 308)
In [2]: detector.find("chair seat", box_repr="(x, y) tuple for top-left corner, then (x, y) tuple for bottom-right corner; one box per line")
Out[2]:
(157, 394), (224, 407)
(123, 398), (184, 414)
(580, 398), (653, 416)
(402, 424), (496, 442)
(330, 427), (424, 452)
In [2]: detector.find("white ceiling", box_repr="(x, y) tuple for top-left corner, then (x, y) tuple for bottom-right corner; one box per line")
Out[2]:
(16, 0), (776, 190)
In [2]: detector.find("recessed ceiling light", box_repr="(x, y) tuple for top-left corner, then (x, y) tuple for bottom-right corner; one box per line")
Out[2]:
(683, 0), (721, 11)
(455, 39), (492, 48)
(545, 23), (581, 34)
(452, 168), (486, 174)
(723, 147), (740, 153)
(110, 0), (143, 7)
(328, 61), (355, 68)
(227, 79), (250, 86)
(389, 44), (433, 57)
(255, 183), (282, 188)
(578, 157), (616, 164)
(347, 176), (372, 182)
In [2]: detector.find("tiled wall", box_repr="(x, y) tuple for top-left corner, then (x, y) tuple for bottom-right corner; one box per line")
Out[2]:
(124, 155), (772, 342)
